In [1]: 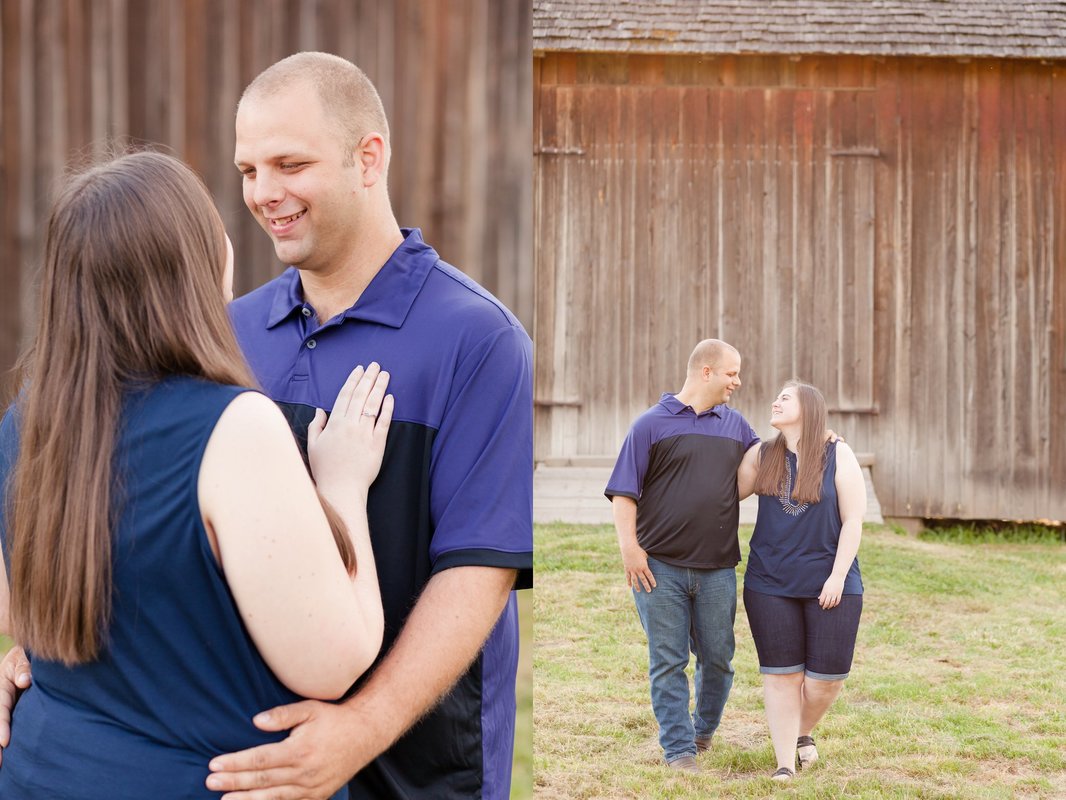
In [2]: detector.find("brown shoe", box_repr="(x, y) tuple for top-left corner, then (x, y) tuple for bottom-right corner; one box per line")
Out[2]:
(796, 735), (819, 769)
(695, 735), (712, 753)
(667, 754), (699, 772)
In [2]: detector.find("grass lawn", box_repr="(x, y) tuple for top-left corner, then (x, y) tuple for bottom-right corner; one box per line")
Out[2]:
(534, 523), (1066, 799)
(514, 587), (533, 799)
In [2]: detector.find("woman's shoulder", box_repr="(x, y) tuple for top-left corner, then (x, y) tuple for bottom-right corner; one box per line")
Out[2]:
(202, 393), (312, 486)
(208, 390), (289, 444)
(197, 391), (307, 527)
(830, 438), (863, 475)
(831, 438), (856, 457)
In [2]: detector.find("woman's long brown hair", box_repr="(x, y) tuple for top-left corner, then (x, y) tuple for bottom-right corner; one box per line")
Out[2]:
(5, 151), (352, 665)
(752, 381), (829, 504)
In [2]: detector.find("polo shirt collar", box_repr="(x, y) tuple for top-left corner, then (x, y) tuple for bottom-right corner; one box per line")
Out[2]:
(265, 228), (437, 329)
(659, 392), (723, 418)
(265, 269), (304, 328)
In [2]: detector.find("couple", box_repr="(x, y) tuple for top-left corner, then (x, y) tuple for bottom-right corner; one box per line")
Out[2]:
(606, 339), (866, 782)
(0, 52), (532, 799)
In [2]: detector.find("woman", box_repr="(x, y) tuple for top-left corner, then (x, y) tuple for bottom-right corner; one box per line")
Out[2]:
(0, 152), (390, 798)
(738, 380), (866, 783)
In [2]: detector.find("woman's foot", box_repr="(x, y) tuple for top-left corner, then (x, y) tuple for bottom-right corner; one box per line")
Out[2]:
(797, 735), (818, 769)
(771, 766), (794, 782)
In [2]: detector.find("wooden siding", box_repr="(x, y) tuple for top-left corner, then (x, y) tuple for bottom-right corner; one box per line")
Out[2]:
(0, 0), (532, 389)
(534, 52), (1065, 521)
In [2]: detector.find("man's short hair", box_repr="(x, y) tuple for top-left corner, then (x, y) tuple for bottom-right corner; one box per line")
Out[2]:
(240, 52), (389, 165)
(687, 339), (738, 372)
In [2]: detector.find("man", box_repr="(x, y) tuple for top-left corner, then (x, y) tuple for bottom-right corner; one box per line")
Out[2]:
(0, 52), (532, 800)
(605, 339), (759, 773)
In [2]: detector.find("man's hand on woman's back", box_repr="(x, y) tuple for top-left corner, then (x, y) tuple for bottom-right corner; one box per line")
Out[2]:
(0, 645), (31, 763)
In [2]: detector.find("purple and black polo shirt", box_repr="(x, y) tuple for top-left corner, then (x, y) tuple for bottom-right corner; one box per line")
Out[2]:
(605, 393), (759, 569)
(229, 228), (533, 800)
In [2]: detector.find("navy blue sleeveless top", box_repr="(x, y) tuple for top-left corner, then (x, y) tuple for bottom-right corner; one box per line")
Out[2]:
(0, 376), (347, 800)
(744, 441), (863, 598)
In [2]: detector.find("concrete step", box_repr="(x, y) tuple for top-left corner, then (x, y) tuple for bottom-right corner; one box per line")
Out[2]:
(538, 452), (877, 468)
(533, 464), (884, 526)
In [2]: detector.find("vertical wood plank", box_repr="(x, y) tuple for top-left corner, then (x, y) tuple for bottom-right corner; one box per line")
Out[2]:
(1049, 65), (1066, 515)
(956, 61), (979, 517)
(0, 0), (25, 394)
(872, 57), (899, 512)
(974, 59), (1004, 517)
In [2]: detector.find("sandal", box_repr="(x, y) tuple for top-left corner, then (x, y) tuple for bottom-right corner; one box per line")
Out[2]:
(771, 766), (794, 782)
(796, 735), (818, 769)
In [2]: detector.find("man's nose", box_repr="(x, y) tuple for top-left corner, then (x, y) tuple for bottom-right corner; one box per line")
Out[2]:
(252, 171), (284, 207)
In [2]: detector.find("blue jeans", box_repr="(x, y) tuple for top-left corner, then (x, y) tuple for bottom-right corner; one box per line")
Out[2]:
(631, 556), (737, 763)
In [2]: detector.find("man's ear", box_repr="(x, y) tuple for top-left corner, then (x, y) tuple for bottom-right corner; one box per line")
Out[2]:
(356, 132), (388, 188)
(702, 365), (713, 381)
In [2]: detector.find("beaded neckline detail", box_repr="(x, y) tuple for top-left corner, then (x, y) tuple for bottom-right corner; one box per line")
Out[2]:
(778, 454), (809, 516)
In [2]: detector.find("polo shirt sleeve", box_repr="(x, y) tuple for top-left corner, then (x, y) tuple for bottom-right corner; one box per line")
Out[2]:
(427, 324), (533, 589)
(743, 418), (760, 451)
(604, 416), (652, 502)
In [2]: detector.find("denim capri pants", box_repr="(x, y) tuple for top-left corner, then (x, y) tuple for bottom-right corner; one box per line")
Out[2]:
(743, 587), (862, 680)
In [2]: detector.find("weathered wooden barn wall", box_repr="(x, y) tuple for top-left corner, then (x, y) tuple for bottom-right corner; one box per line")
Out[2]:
(534, 52), (1064, 521)
(0, 0), (532, 389)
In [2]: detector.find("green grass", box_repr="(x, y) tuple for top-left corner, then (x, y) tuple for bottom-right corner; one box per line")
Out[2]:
(917, 521), (1064, 545)
(514, 588), (533, 799)
(534, 523), (1066, 799)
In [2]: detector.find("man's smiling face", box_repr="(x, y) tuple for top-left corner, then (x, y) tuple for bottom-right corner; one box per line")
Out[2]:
(234, 83), (362, 274)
